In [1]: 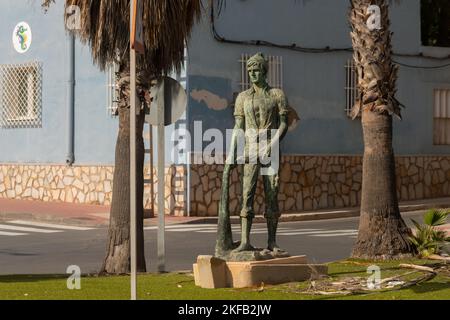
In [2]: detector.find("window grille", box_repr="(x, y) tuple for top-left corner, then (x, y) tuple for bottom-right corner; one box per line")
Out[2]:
(170, 47), (188, 90)
(345, 59), (360, 118)
(0, 61), (43, 128)
(239, 54), (283, 92)
(433, 88), (450, 145)
(106, 63), (119, 116)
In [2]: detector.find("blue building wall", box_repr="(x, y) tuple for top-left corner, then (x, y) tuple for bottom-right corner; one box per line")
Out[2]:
(187, 0), (450, 156)
(0, 1), (118, 165)
(1, 0), (450, 167)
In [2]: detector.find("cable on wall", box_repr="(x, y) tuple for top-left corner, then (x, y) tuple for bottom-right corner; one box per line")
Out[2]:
(209, 0), (450, 69)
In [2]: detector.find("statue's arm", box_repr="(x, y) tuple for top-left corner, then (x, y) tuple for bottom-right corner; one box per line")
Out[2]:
(226, 93), (245, 165)
(226, 116), (244, 165)
(271, 90), (289, 147)
(278, 114), (288, 141)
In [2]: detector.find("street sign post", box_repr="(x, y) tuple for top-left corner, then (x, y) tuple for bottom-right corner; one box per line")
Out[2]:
(146, 77), (188, 126)
(146, 77), (187, 273)
(131, 0), (145, 54)
(130, 0), (144, 301)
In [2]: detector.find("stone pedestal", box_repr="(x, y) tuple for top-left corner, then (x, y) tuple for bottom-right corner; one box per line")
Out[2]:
(193, 255), (328, 289)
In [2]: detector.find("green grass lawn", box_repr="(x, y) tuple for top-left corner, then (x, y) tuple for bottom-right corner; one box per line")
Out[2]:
(0, 259), (449, 300)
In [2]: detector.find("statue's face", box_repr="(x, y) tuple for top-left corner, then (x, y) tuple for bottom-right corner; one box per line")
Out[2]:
(248, 65), (266, 86)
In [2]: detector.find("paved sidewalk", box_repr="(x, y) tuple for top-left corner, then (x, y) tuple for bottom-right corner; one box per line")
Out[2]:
(1, 197), (450, 227)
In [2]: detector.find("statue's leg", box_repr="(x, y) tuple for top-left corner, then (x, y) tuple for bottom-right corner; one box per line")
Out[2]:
(234, 163), (258, 252)
(263, 172), (283, 252)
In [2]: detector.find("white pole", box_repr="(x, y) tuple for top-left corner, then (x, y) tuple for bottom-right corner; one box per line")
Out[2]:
(157, 79), (166, 273)
(130, 0), (137, 301)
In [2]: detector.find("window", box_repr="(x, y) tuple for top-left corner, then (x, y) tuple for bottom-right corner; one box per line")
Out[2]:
(345, 59), (360, 118)
(0, 62), (42, 128)
(106, 62), (119, 116)
(239, 54), (283, 92)
(433, 88), (450, 145)
(421, 0), (450, 47)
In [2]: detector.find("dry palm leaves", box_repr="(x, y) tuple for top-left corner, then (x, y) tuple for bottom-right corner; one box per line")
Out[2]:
(42, 0), (201, 75)
(42, 0), (201, 111)
(301, 263), (448, 296)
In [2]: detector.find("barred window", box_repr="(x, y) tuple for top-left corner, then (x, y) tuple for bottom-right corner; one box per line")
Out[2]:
(0, 61), (43, 128)
(106, 62), (119, 116)
(345, 59), (360, 118)
(239, 54), (283, 91)
(433, 88), (450, 145)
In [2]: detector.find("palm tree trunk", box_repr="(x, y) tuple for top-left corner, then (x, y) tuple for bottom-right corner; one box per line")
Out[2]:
(350, 0), (414, 259)
(101, 62), (146, 274)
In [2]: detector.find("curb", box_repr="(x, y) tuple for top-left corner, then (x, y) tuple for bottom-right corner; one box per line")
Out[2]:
(0, 212), (108, 228)
(1, 201), (449, 227)
(177, 201), (450, 225)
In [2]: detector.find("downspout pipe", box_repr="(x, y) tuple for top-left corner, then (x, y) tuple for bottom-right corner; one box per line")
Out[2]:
(66, 32), (75, 166)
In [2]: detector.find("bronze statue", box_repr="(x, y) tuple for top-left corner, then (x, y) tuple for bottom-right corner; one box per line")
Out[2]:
(216, 53), (289, 260)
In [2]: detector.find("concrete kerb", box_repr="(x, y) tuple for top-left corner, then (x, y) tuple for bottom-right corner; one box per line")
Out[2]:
(0, 212), (108, 228)
(1, 199), (449, 227)
(173, 200), (450, 225)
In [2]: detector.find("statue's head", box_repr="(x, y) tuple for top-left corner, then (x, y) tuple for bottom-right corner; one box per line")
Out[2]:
(247, 53), (268, 86)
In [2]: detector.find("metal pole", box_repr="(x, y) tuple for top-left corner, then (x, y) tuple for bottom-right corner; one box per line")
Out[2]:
(149, 126), (155, 217)
(66, 32), (75, 165)
(130, 0), (137, 301)
(157, 79), (166, 273)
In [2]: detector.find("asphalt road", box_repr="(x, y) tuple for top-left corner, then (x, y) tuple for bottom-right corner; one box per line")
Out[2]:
(0, 211), (425, 275)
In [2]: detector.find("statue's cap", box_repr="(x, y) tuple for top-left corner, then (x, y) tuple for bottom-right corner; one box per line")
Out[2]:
(247, 53), (268, 73)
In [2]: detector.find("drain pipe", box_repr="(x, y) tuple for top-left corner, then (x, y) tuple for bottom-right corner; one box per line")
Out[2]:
(66, 32), (75, 166)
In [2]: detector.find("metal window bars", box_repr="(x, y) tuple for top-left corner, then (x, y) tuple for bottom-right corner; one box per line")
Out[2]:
(239, 54), (284, 92)
(106, 62), (119, 116)
(345, 59), (360, 118)
(433, 88), (450, 145)
(0, 61), (43, 128)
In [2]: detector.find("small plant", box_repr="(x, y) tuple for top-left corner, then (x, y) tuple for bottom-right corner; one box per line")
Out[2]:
(409, 209), (450, 258)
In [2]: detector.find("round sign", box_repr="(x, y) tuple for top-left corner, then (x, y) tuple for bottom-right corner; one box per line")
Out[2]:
(12, 22), (32, 54)
(145, 77), (187, 126)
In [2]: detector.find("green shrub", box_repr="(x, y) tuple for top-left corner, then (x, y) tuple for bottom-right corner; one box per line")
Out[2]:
(409, 209), (450, 258)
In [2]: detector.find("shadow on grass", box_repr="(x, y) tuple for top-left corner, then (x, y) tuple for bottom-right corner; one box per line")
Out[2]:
(409, 281), (450, 296)
(330, 266), (412, 277)
(0, 275), (68, 283)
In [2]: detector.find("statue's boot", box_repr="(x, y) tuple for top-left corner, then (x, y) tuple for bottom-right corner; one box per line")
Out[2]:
(267, 218), (285, 253)
(234, 217), (255, 252)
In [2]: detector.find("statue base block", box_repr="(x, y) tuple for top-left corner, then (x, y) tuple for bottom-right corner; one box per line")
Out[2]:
(193, 255), (328, 289)
(216, 248), (291, 262)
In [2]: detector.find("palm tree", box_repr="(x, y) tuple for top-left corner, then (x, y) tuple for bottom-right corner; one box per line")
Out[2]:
(349, 0), (414, 259)
(42, 0), (201, 273)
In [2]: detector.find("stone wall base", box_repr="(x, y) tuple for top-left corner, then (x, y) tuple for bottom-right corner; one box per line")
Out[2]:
(0, 164), (187, 216)
(189, 155), (450, 217)
(2, 155), (449, 218)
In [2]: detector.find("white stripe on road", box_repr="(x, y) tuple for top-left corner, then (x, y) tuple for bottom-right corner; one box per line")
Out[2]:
(0, 231), (28, 236)
(160, 227), (217, 232)
(278, 230), (357, 236)
(142, 224), (357, 238)
(0, 224), (63, 234)
(144, 224), (217, 230)
(166, 224), (216, 228)
(144, 225), (292, 232)
(311, 232), (358, 237)
(8, 220), (94, 231)
(196, 228), (322, 234)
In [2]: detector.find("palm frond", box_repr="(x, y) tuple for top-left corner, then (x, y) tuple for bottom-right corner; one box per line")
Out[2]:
(42, 0), (202, 74)
(423, 209), (449, 227)
(409, 209), (450, 257)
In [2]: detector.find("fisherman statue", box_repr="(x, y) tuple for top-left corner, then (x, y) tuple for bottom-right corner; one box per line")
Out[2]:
(216, 53), (290, 261)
